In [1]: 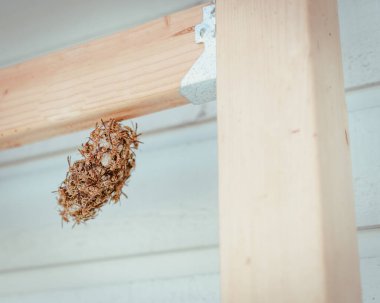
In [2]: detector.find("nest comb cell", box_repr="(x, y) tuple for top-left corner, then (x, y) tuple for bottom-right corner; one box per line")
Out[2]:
(56, 119), (141, 225)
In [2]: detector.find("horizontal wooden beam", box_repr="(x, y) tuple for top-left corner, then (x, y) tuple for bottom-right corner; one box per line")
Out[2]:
(0, 4), (206, 149)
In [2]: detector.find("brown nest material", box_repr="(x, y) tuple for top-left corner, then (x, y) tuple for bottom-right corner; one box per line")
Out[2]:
(57, 119), (140, 225)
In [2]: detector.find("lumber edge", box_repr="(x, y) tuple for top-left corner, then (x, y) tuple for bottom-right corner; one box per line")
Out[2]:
(0, 4), (207, 149)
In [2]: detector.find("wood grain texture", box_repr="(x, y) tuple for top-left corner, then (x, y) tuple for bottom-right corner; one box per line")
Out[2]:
(0, 4), (205, 149)
(217, 0), (361, 302)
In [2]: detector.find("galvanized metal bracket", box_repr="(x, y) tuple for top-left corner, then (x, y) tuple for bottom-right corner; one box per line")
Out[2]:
(180, 5), (216, 105)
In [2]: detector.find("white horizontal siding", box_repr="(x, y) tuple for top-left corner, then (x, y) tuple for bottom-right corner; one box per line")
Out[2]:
(0, 125), (218, 271)
(361, 257), (380, 303)
(0, 248), (218, 296)
(347, 86), (380, 227)
(1, 274), (220, 303)
(0, 0), (379, 301)
(358, 228), (380, 302)
(339, 0), (380, 88)
(0, 119), (220, 301)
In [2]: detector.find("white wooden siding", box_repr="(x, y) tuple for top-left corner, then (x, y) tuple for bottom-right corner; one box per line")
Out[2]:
(346, 85), (380, 301)
(0, 116), (220, 302)
(0, 0), (380, 301)
(2, 274), (220, 303)
(339, 0), (380, 89)
(348, 86), (380, 227)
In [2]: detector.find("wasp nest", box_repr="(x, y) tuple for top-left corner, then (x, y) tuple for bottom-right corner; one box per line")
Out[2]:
(57, 119), (140, 225)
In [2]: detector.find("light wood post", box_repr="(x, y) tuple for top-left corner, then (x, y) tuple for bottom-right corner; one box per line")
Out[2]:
(216, 0), (362, 302)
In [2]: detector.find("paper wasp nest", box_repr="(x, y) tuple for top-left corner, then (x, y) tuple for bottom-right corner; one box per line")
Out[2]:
(57, 119), (140, 225)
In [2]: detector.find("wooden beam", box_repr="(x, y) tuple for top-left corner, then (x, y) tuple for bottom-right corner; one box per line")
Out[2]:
(217, 0), (362, 302)
(0, 4), (206, 149)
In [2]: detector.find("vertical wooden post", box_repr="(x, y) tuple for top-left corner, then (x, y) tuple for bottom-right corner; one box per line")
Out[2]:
(216, 0), (362, 302)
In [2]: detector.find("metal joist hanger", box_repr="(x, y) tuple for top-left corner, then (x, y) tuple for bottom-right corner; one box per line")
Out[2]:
(180, 4), (216, 105)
